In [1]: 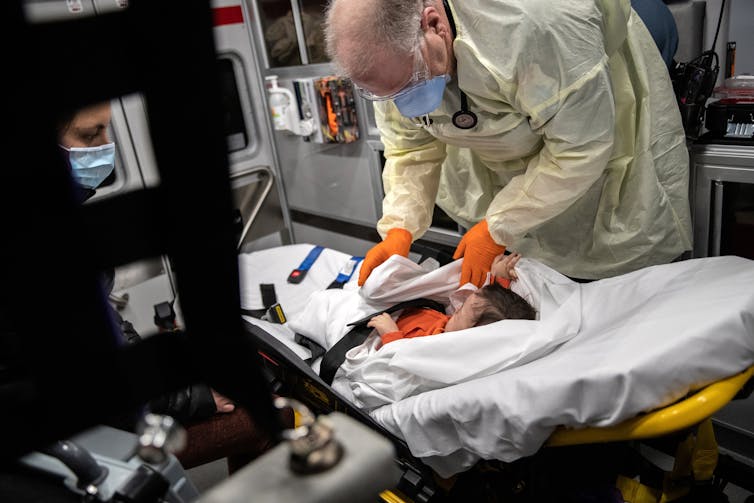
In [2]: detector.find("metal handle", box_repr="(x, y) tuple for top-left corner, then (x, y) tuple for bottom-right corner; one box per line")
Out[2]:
(274, 397), (344, 474)
(274, 396), (315, 440)
(135, 413), (187, 465)
(40, 440), (109, 496)
(711, 180), (724, 256)
(235, 166), (275, 250)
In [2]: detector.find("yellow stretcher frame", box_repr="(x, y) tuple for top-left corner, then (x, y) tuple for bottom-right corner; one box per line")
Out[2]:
(547, 365), (754, 447)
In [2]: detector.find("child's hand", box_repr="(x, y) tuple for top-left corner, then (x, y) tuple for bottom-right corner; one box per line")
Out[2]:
(491, 253), (521, 281)
(367, 313), (399, 336)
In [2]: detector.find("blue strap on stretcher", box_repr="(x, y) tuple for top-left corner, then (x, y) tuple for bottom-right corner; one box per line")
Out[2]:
(327, 256), (364, 289)
(287, 245), (324, 283)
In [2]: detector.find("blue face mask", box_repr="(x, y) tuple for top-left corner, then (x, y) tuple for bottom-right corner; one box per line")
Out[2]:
(393, 75), (449, 118)
(60, 142), (116, 189)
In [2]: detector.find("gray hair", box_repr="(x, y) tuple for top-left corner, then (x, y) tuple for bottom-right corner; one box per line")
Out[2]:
(324, 0), (433, 79)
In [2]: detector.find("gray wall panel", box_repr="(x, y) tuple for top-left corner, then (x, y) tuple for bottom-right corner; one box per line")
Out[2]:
(273, 123), (380, 226)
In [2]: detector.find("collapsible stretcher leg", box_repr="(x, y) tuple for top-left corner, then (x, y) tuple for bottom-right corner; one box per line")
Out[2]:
(545, 366), (754, 502)
(616, 418), (724, 503)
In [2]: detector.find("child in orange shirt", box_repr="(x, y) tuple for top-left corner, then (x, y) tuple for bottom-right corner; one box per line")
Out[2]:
(368, 253), (535, 345)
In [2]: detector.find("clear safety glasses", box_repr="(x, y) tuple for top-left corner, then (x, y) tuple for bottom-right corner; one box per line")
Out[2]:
(354, 47), (431, 102)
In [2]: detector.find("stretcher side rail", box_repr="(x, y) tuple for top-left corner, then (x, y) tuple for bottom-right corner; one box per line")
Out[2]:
(242, 321), (373, 422)
(241, 320), (442, 501)
(547, 365), (754, 447)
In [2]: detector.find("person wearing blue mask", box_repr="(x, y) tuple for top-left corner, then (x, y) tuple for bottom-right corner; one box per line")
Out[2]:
(56, 101), (236, 419)
(325, 0), (691, 288)
(57, 102), (116, 201)
(52, 102), (289, 471)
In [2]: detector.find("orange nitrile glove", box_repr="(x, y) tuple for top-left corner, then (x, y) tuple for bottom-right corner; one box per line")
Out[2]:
(358, 228), (412, 286)
(453, 220), (506, 288)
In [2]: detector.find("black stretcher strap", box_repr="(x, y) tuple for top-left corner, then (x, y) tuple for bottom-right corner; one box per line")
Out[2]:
(319, 298), (446, 385)
(240, 307), (266, 318)
(295, 333), (326, 364)
(241, 283), (277, 318)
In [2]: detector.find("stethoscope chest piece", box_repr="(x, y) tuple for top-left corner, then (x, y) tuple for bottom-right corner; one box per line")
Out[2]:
(452, 109), (478, 129)
(452, 89), (477, 129)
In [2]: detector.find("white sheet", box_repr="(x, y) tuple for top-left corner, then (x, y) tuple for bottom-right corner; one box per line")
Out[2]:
(239, 246), (754, 478)
(366, 257), (754, 477)
(238, 244), (361, 361)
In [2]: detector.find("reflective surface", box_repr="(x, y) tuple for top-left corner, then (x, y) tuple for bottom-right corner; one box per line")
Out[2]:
(259, 0), (327, 66)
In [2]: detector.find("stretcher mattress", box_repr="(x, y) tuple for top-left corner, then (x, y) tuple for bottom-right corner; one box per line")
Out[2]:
(239, 244), (754, 477)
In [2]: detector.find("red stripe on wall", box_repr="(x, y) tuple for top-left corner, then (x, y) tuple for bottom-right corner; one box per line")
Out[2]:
(213, 5), (243, 26)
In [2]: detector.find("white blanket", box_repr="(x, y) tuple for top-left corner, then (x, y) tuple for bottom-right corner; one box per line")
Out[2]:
(364, 256), (754, 477)
(327, 256), (582, 410)
(239, 244), (362, 361)
(241, 246), (754, 478)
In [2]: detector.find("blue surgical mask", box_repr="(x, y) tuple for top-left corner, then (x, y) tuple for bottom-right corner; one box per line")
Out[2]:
(393, 75), (450, 118)
(60, 142), (116, 189)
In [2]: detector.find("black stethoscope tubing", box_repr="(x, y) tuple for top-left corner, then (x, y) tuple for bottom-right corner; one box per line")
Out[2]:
(443, 0), (478, 129)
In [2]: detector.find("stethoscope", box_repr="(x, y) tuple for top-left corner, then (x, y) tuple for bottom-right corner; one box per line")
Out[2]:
(443, 0), (478, 130)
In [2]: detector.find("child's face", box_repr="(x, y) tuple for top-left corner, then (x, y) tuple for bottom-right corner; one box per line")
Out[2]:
(445, 291), (484, 333)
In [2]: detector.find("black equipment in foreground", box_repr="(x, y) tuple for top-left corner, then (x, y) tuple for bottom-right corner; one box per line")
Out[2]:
(0, 0), (280, 467)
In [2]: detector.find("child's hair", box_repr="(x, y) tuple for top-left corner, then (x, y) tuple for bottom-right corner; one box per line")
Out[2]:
(474, 282), (536, 326)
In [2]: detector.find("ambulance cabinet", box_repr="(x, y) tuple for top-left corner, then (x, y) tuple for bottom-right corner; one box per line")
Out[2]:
(691, 142), (754, 260)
